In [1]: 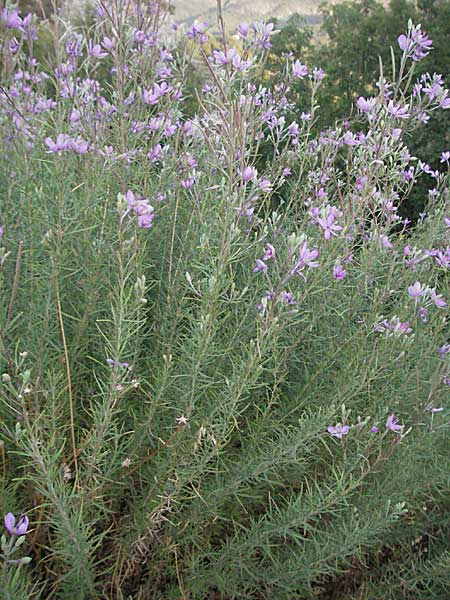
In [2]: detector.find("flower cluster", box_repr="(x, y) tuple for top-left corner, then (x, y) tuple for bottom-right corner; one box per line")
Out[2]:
(106, 358), (129, 369)
(186, 21), (209, 44)
(125, 191), (155, 229)
(252, 237), (321, 315)
(398, 23), (433, 62)
(327, 414), (404, 439)
(374, 317), (413, 336)
(407, 281), (446, 322)
(45, 134), (89, 155)
(237, 22), (276, 50)
(212, 48), (253, 72)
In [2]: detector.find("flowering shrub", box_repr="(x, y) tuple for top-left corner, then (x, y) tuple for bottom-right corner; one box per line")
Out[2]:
(0, 3), (449, 598)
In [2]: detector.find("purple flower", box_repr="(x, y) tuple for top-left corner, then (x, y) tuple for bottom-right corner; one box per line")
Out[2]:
(213, 48), (237, 66)
(45, 133), (72, 155)
(263, 244), (275, 261)
(327, 424), (350, 439)
(87, 40), (108, 59)
(236, 23), (249, 38)
(440, 152), (450, 163)
(421, 78), (443, 101)
(292, 60), (308, 78)
(4, 513), (29, 536)
(9, 37), (19, 54)
(106, 358), (129, 368)
(315, 205), (342, 240)
(181, 177), (195, 190)
(147, 144), (163, 163)
(438, 344), (450, 357)
(343, 131), (359, 146)
(312, 67), (325, 81)
(281, 291), (296, 305)
(418, 307), (428, 323)
(370, 426), (379, 433)
(1, 8), (22, 29)
(185, 155), (197, 169)
(411, 26), (433, 61)
(418, 303), (430, 322)
(142, 83), (169, 105)
(386, 414), (403, 433)
(398, 321), (412, 334)
(435, 248), (450, 269)
(186, 21), (208, 43)
(430, 289), (447, 308)
(137, 212), (155, 228)
(387, 100), (410, 119)
(134, 30), (147, 44)
(253, 259), (268, 274)
(374, 318), (412, 336)
(356, 96), (377, 114)
(333, 264), (346, 280)
(397, 34), (410, 52)
(71, 138), (89, 154)
(232, 54), (252, 72)
(65, 33), (83, 58)
(240, 166), (258, 182)
(258, 179), (273, 193)
(102, 36), (115, 51)
(125, 191), (155, 229)
(291, 241), (320, 278)
(252, 22), (275, 49)
(398, 25), (432, 61)
(439, 96), (450, 109)
(441, 376), (450, 386)
(408, 281), (426, 299)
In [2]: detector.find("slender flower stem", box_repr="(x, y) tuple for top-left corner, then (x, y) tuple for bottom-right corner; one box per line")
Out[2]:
(55, 276), (78, 479)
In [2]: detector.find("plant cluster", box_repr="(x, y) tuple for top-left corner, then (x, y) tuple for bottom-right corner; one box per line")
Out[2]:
(261, 0), (450, 220)
(0, 1), (449, 598)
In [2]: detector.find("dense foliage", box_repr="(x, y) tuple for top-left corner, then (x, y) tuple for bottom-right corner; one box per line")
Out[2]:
(0, 1), (449, 599)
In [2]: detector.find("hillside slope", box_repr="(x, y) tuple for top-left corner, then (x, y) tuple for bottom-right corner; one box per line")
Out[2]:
(171, 0), (335, 27)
